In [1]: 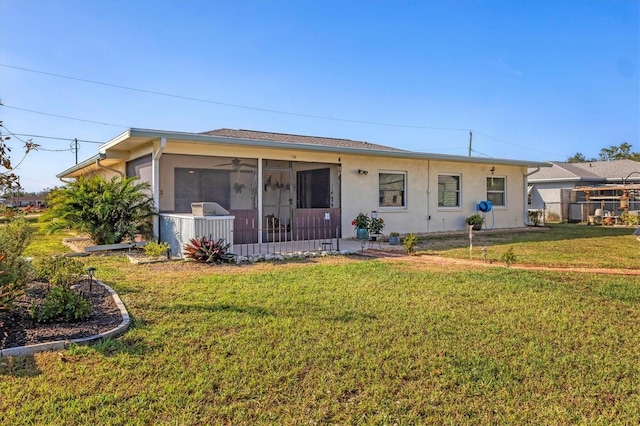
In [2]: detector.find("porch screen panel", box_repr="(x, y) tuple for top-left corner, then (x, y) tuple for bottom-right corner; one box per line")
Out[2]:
(175, 168), (230, 212)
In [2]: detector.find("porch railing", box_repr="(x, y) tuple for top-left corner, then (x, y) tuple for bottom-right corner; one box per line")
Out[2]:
(231, 213), (341, 257)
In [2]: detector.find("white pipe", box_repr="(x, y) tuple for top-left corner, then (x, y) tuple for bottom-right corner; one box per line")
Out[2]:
(523, 167), (540, 226)
(426, 160), (430, 233)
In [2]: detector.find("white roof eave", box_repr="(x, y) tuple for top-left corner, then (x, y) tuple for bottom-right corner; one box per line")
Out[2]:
(112, 128), (551, 168)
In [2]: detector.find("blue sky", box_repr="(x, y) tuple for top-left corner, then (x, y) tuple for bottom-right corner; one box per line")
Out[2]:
(0, 0), (638, 192)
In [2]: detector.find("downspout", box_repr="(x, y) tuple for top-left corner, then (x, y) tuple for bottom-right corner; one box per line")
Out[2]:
(96, 154), (124, 177)
(523, 167), (540, 226)
(152, 138), (166, 239)
(426, 160), (430, 233)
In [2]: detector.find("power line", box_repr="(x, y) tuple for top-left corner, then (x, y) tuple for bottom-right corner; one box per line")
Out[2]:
(11, 133), (103, 144)
(2, 104), (130, 128)
(473, 131), (568, 159)
(1, 126), (85, 153)
(1, 63), (470, 132)
(1, 63), (575, 159)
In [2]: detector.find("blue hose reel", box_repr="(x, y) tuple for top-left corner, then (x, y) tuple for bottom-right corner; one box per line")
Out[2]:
(477, 200), (493, 213)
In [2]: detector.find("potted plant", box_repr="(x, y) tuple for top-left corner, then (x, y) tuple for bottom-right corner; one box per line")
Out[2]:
(466, 213), (484, 231)
(388, 232), (401, 245)
(352, 212), (371, 240)
(369, 217), (385, 240)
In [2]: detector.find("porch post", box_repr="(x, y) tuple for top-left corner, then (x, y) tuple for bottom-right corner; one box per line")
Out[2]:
(257, 157), (263, 247)
(152, 137), (166, 239)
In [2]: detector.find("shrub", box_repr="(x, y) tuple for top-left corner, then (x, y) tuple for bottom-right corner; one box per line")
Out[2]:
(30, 286), (91, 323)
(369, 217), (385, 234)
(0, 216), (33, 259)
(621, 212), (639, 226)
(465, 214), (484, 226)
(183, 236), (234, 263)
(0, 217), (34, 311)
(402, 233), (418, 255)
(501, 247), (517, 267)
(41, 175), (157, 245)
(143, 240), (171, 257)
(33, 256), (86, 289)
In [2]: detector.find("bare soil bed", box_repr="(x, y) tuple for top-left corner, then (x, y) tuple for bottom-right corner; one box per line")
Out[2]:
(0, 279), (122, 350)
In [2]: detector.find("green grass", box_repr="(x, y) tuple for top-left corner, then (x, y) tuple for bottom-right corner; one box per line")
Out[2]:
(1, 223), (640, 424)
(420, 223), (640, 269)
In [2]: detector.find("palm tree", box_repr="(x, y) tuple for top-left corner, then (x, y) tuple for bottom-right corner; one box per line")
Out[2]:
(41, 175), (157, 245)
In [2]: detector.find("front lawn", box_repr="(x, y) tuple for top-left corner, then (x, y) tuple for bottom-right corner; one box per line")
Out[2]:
(0, 251), (640, 424)
(1, 224), (639, 424)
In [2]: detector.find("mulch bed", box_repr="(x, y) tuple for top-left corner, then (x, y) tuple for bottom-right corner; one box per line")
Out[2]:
(0, 279), (123, 350)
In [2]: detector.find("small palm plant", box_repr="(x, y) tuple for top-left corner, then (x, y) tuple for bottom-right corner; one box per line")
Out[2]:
(41, 175), (157, 245)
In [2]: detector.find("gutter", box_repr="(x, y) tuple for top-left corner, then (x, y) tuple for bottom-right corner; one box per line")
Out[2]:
(60, 128), (552, 179)
(96, 153), (124, 177)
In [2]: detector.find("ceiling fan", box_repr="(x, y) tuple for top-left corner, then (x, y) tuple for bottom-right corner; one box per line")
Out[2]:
(213, 158), (257, 170)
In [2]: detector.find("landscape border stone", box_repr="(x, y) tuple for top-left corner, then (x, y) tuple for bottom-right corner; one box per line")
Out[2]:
(0, 280), (130, 358)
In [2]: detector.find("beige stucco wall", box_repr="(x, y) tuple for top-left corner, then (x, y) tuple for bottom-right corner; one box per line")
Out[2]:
(95, 138), (529, 236)
(338, 154), (528, 235)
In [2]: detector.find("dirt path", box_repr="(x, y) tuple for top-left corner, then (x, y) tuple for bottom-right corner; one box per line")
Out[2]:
(365, 249), (640, 276)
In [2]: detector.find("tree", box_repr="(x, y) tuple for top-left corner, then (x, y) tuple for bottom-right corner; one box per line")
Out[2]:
(567, 152), (594, 163)
(0, 114), (39, 192)
(0, 217), (34, 311)
(597, 142), (640, 161)
(41, 175), (157, 245)
(567, 142), (640, 162)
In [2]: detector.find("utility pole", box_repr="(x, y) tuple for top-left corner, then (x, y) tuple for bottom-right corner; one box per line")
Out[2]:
(468, 130), (473, 157)
(71, 138), (79, 164)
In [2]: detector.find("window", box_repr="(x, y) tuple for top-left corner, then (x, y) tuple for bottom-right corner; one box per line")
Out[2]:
(487, 177), (506, 206)
(379, 172), (406, 207)
(438, 174), (460, 207)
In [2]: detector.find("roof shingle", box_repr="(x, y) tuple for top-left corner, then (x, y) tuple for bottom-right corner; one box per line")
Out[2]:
(200, 128), (406, 152)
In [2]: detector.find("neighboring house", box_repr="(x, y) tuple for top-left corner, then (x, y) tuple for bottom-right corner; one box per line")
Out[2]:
(57, 128), (549, 253)
(0, 195), (46, 208)
(528, 159), (640, 221)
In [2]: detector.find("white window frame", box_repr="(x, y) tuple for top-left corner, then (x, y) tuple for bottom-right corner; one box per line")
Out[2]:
(378, 171), (407, 209)
(438, 173), (461, 209)
(486, 176), (507, 207)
